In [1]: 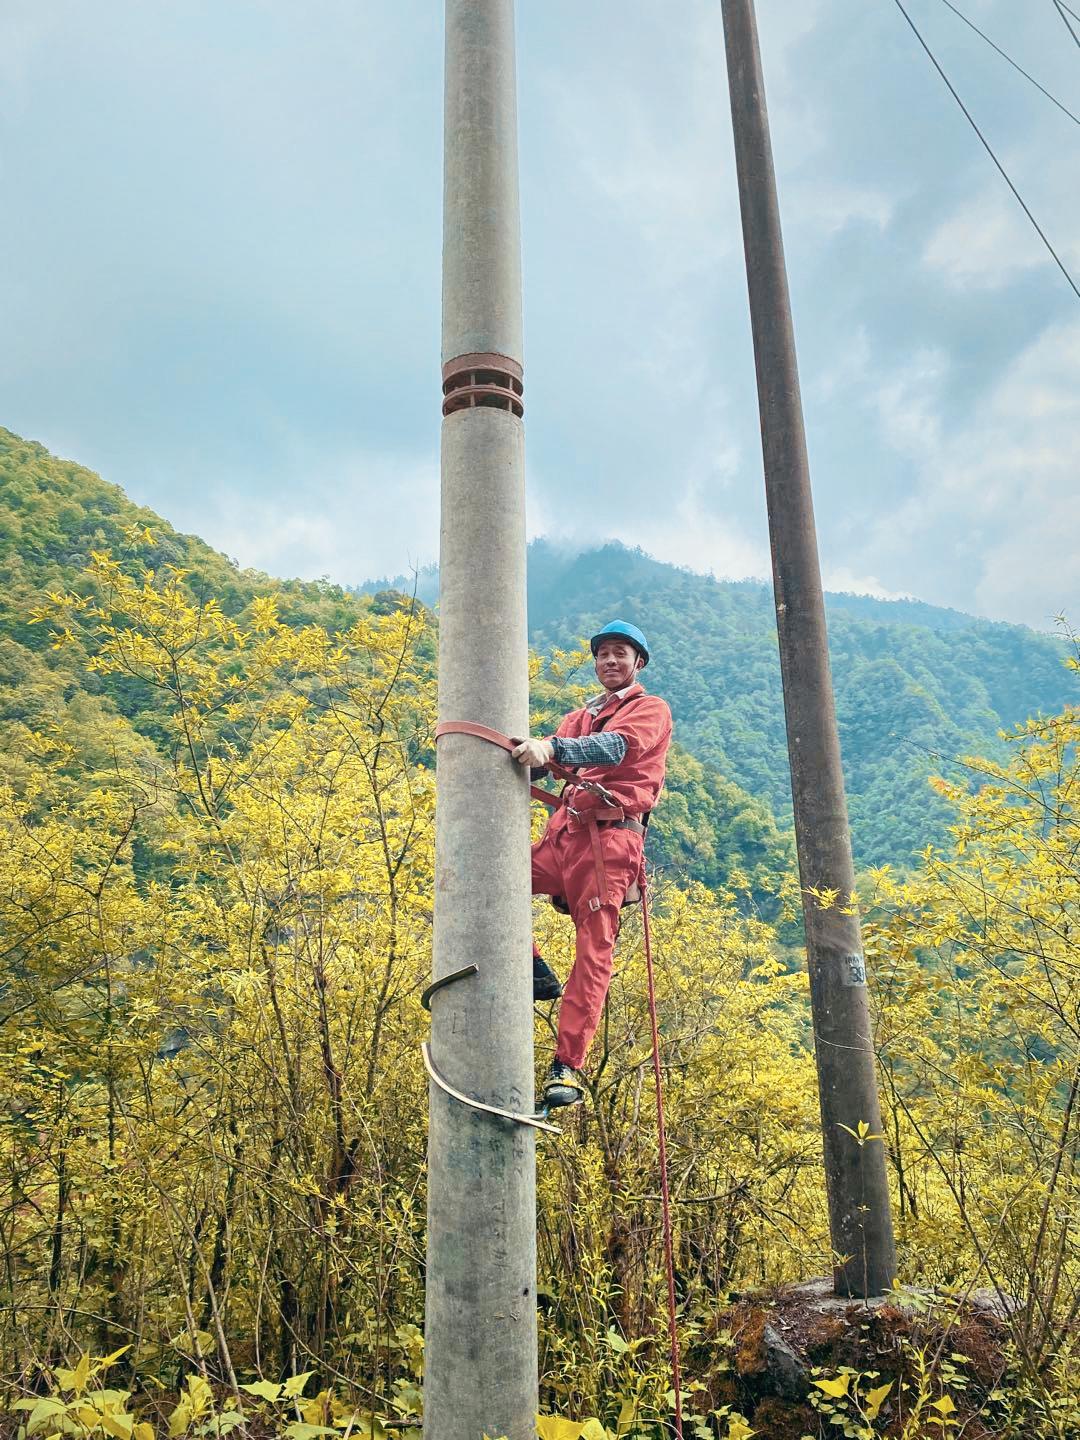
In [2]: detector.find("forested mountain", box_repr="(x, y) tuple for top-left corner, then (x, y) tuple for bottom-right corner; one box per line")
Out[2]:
(0, 427), (375, 821)
(366, 541), (1074, 867)
(527, 541), (1074, 865)
(4, 424), (1073, 881)
(0, 429), (363, 642)
(0, 428), (787, 898)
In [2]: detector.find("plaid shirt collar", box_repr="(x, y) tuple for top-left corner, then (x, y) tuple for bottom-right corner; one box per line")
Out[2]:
(585, 683), (637, 717)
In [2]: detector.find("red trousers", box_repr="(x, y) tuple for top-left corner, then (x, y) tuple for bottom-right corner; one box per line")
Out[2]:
(531, 817), (644, 1071)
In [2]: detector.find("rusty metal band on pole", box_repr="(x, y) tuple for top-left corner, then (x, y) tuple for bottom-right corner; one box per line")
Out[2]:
(442, 352), (524, 417)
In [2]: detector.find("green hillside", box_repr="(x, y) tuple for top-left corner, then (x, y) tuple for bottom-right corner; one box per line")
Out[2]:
(0, 429), (364, 643)
(0, 428), (785, 898)
(7, 425), (1072, 879)
(525, 541), (1074, 866)
(8, 435), (1079, 1438)
(364, 541), (1074, 868)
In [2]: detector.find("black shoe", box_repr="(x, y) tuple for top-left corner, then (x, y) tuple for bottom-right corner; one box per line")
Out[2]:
(533, 952), (563, 1002)
(543, 1059), (583, 1110)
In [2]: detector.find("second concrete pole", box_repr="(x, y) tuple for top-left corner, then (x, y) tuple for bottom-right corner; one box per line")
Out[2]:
(721, 0), (897, 1296)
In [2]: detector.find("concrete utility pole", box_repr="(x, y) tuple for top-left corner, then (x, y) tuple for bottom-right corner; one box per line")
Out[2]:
(424, 3), (537, 1438)
(720, 0), (897, 1296)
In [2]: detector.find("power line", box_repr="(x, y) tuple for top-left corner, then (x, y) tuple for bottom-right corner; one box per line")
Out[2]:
(890, 0), (1080, 303)
(939, 0), (1080, 127)
(1052, 0), (1080, 51)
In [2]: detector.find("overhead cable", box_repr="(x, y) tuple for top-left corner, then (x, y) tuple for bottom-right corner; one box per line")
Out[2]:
(939, 0), (1080, 127)
(1052, 0), (1080, 51)
(891, 0), (1080, 303)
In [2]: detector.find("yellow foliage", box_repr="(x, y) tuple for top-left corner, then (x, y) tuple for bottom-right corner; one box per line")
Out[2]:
(3, 553), (1080, 1437)
(813, 1374), (851, 1398)
(536, 1416), (586, 1440)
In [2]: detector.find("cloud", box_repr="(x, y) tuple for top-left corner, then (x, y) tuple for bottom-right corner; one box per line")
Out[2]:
(3, 0), (1077, 630)
(923, 182), (1080, 291)
(533, 5), (740, 293)
(956, 321), (1080, 624)
(790, 180), (895, 237)
(0, 3), (60, 113)
(823, 566), (913, 601)
(873, 348), (949, 468)
(607, 469), (769, 582)
(861, 319), (1080, 627)
(191, 446), (440, 586)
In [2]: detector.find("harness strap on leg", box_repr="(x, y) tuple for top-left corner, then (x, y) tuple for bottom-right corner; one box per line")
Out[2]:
(586, 816), (609, 912)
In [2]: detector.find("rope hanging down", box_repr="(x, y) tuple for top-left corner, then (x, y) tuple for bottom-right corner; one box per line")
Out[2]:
(431, 719), (683, 1439)
(641, 875), (683, 1440)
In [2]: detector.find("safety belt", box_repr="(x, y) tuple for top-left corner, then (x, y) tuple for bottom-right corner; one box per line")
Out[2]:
(434, 720), (644, 910)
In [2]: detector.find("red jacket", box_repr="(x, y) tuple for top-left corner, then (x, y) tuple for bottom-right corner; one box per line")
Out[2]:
(550, 683), (672, 819)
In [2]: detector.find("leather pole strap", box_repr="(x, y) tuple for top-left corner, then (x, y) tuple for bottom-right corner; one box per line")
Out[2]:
(435, 719), (613, 795)
(434, 719), (642, 911)
(434, 719), (516, 752)
(435, 720), (557, 808)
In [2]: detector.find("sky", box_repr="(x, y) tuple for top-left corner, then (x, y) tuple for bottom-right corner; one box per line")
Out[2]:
(2, 0), (1079, 629)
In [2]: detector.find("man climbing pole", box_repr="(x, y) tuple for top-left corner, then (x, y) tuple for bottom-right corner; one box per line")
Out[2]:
(511, 621), (673, 1111)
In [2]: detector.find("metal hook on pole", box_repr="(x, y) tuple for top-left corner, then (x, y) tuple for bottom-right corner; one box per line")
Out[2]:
(422, 1043), (562, 1136)
(421, 964), (479, 1012)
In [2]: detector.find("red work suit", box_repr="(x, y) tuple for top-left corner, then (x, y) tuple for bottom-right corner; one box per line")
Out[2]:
(531, 683), (673, 1070)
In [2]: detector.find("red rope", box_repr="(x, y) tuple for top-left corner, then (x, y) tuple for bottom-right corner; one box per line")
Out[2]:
(641, 876), (683, 1440)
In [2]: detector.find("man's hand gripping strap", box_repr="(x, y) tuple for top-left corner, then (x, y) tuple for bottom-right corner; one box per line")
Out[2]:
(435, 720), (635, 916)
(435, 720), (561, 808)
(434, 720), (621, 808)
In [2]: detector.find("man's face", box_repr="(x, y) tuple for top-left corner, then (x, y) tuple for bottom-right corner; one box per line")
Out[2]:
(594, 639), (642, 692)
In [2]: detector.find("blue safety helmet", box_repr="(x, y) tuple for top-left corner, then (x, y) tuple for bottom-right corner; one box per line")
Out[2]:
(590, 620), (650, 667)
